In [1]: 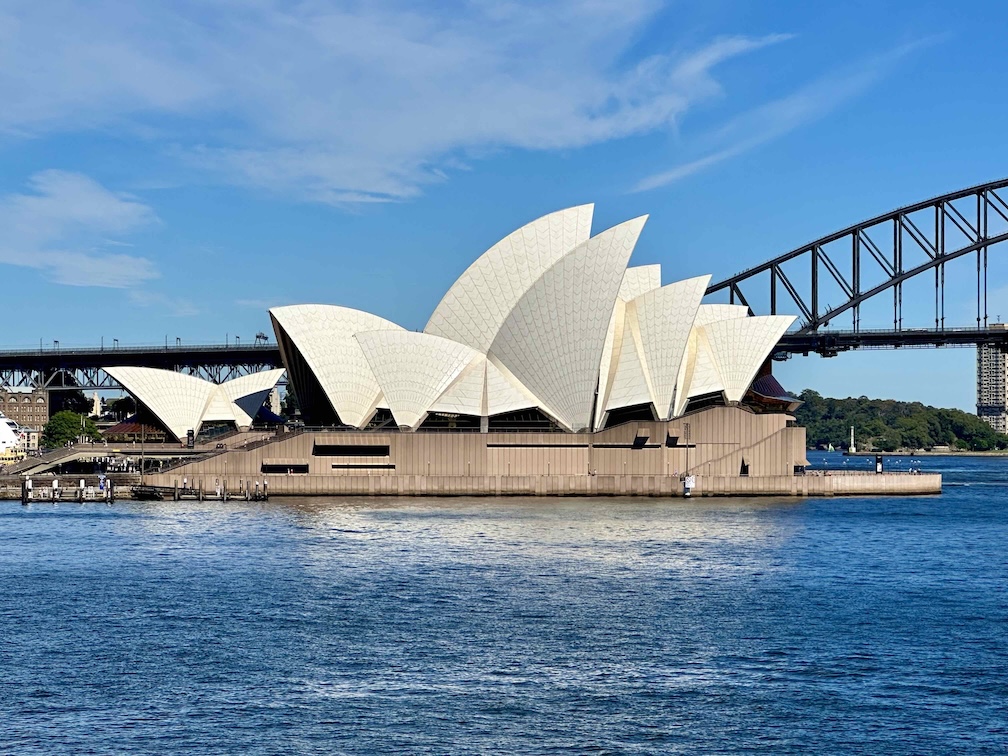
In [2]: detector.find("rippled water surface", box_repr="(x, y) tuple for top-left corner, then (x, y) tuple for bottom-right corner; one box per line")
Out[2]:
(2, 453), (1007, 754)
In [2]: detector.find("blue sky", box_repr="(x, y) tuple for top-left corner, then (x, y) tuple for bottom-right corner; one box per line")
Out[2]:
(0, 0), (1004, 410)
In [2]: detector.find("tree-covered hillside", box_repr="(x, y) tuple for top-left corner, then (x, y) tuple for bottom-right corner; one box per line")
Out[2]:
(795, 390), (1008, 452)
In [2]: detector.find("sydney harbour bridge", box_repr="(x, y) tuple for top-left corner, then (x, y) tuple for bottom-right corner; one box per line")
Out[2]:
(2, 178), (1007, 397)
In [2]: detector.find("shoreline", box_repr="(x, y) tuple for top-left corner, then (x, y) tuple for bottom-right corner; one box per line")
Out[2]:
(832, 450), (1008, 458)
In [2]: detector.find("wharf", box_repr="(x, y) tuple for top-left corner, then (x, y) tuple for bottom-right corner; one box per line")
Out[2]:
(0, 474), (134, 503)
(131, 482), (269, 502)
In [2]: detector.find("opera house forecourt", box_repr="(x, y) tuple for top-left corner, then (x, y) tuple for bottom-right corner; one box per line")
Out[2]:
(124, 205), (939, 496)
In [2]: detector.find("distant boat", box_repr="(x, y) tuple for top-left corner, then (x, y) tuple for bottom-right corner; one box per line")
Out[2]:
(828, 443), (835, 452)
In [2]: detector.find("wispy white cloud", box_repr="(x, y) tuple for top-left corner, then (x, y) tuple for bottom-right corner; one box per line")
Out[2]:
(0, 1), (790, 204)
(0, 170), (159, 287)
(127, 290), (199, 317)
(632, 40), (933, 193)
(235, 297), (283, 310)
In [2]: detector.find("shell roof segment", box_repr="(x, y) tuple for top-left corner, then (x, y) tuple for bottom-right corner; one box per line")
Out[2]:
(488, 216), (647, 431)
(429, 357), (486, 417)
(602, 316), (651, 416)
(676, 327), (725, 414)
(425, 205), (594, 353)
(595, 264), (662, 429)
(269, 304), (404, 428)
(221, 368), (288, 426)
(702, 315), (796, 403)
(674, 305), (767, 416)
(105, 366), (217, 441)
(104, 366), (284, 441)
(629, 275), (710, 420)
(355, 330), (482, 430)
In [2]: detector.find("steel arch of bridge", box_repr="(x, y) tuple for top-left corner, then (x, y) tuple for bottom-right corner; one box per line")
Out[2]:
(706, 178), (1008, 355)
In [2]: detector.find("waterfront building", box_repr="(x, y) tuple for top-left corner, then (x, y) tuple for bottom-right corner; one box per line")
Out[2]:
(0, 387), (49, 430)
(977, 325), (1008, 432)
(139, 205), (828, 495)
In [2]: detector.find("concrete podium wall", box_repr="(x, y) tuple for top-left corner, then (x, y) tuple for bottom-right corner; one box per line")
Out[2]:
(137, 405), (940, 497)
(154, 406), (806, 483)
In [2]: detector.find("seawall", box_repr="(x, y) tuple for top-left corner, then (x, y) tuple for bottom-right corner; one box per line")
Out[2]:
(133, 471), (941, 497)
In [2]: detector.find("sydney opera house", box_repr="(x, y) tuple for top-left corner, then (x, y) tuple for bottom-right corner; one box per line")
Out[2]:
(270, 206), (796, 433)
(122, 205), (823, 496)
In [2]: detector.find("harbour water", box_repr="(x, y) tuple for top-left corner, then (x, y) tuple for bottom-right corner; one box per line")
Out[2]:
(1, 452), (1006, 754)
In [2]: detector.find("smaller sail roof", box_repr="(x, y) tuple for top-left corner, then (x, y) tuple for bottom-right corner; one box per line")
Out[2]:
(105, 366), (285, 441)
(702, 315), (796, 403)
(355, 331), (482, 430)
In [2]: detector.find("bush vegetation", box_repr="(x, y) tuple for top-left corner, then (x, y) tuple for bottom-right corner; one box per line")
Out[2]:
(795, 389), (1008, 452)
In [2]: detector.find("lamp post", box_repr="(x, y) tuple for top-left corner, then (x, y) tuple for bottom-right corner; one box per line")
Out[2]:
(684, 422), (691, 474)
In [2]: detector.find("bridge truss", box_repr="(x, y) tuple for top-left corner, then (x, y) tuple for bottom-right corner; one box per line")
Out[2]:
(0, 344), (284, 391)
(707, 178), (1008, 356)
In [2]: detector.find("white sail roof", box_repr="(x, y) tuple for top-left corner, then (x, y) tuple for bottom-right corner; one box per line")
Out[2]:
(220, 368), (287, 426)
(673, 304), (753, 417)
(105, 366), (285, 441)
(602, 317), (651, 417)
(428, 357), (486, 417)
(425, 355), (537, 418)
(677, 328), (725, 410)
(601, 275), (708, 422)
(618, 265), (662, 302)
(355, 331), (482, 430)
(488, 217), (646, 431)
(270, 305), (404, 428)
(594, 264), (662, 429)
(263, 205), (799, 432)
(702, 315), (796, 402)
(630, 275), (710, 419)
(106, 367), (216, 441)
(485, 360), (537, 416)
(425, 205), (594, 352)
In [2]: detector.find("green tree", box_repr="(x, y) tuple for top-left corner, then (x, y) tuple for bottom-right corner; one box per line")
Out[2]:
(107, 396), (136, 420)
(281, 388), (300, 418)
(42, 411), (101, 448)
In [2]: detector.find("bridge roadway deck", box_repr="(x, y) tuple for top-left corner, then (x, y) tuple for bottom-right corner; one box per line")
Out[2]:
(778, 326), (1008, 356)
(1, 325), (1006, 382)
(0, 343), (283, 371)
